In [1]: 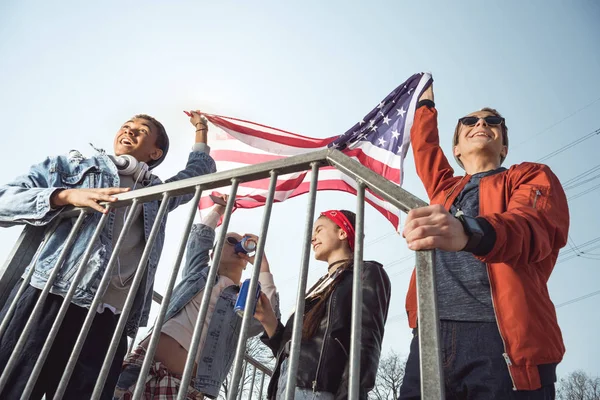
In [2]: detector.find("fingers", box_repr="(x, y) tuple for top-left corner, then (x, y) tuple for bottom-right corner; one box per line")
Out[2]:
(85, 199), (108, 214)
(243, 233), (259, 242)
(406, 225), (448, 248)
(99, 187), (130, 195)
(237, 253), (251, 262)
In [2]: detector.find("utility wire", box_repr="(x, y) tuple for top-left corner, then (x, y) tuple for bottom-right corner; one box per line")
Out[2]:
(536, 128), (600, 163)
(513, 96), (600, 150)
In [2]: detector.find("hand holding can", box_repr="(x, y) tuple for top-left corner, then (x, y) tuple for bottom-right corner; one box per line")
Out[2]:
(234, 279), (261, 317)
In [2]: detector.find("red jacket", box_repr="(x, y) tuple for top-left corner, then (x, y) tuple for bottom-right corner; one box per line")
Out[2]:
(405, 105), (569, 390)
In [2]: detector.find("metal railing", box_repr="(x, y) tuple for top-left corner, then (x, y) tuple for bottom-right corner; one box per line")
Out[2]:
(0, 148), (443, 399)
(151, 291), (273, 399)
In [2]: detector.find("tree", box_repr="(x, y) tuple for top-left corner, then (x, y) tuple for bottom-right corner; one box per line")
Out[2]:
(369, 351), (406, 400)
(219, 336), (275, 399)
(557, 370), (600, 400)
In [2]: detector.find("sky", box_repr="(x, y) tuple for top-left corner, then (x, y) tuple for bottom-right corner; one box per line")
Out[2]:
(1, 0), (600, 380)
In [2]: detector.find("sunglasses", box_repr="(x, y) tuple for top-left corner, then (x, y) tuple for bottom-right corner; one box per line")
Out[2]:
(458, 116), (505, 126)
(226, 237), (240, 245)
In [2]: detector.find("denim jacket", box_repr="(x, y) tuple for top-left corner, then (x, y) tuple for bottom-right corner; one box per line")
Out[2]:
(159, 223), (280, 398)
(0, 146), (216, 336)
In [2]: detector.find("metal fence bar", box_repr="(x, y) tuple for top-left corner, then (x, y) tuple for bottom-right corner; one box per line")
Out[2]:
(243, 354), (273, 377)
(0, 210), (87, 394)
(248, 365), (257, 400)
(0, 221), (58, 338)
(91, 192), (172, 399)
(131, 186), (202, 400)
(0, 224), (49, 310)
(54, 200), (141, 400)
(326, 149), (426, 212)
(107, 151), (329, 207)
(21, 212), (110, 399)
(348, 182), (365, 400)
(237, 361), (248, 400)
(283, 162), (319, 400)
(227, 170), (278, 400)
(258, 372), (265, 400)
(176, 180), (240, 400)
(416, 250), (443, 399)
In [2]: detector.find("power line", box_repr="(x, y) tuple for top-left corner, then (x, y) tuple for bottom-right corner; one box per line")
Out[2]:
(568, 182), (600, 202)
(513, 96), (600, 150)
(556, 290), (600, 309)
(386, 288), (600, 325)
(562, 164), (600, 188)
(536, 128), (600, 163)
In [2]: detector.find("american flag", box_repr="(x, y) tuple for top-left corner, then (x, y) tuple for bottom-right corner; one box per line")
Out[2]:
(199, 72), (432, 229)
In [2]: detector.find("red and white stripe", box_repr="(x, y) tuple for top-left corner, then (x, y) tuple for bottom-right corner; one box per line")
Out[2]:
(197, 113), (409, 229)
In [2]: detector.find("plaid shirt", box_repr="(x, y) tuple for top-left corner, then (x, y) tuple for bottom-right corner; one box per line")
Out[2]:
(114, 345), (204, 400)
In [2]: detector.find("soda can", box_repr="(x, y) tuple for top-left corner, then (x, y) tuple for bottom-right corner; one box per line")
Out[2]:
(234, 279), (261, 317)
(234, 237), (256, 255)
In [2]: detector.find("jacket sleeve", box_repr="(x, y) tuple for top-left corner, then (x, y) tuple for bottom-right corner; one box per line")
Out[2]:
(475, 163), (569, 266)
(410, 105), (459, 201)
(0, 157), (64, 227)
(164, 151), (216, 212)
(335, 262), (392, 399)
(181, 223), (215, 278)
(260, 320), (286, 358)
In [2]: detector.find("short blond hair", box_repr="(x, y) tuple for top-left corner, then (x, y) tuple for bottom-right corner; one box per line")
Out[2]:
(452, 107), (509, 169)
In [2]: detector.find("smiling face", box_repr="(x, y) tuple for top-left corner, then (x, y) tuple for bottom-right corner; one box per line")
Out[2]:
(311, 216), (349, 262)
(113, 117), (163, 164)
(453, 110), (508, 168)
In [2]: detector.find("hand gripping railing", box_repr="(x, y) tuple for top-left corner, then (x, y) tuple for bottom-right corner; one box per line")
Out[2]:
(0, 148), (443, 399)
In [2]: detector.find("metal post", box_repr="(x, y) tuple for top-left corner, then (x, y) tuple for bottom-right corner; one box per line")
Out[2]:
(416, 249), (443, 399)
(91, 193), (171, 399)
(22, 212), (110, 399)
(0, 210), (87, 394)
(131, 186), (202, 400)
(283, 162), (319, 400)
(348, 182), (365, 400)
(0, 221), (58, 339)
(258, 372), (265, 400)
(237, 361), (248, 400)
(227, 171), (278, 400)
(176, 180), (240, 400)
(0, 224), (49, 310)
(54, 200), (141, 400)
(248, 365), (257, 400)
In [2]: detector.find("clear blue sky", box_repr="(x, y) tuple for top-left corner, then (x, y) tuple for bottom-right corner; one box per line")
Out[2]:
(1, 0), (599, 378)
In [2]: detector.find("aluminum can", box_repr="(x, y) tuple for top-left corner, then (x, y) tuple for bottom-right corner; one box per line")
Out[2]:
(234, 237), (256, 255)
(234, 278), (261, 317)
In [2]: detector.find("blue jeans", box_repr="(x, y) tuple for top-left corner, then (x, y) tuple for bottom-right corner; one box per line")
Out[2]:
(399, 321), (556, 400)
(276, 358), (334, 400)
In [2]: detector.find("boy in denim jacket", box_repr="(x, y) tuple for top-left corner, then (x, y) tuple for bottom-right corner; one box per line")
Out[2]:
(0, 111), (216, 399)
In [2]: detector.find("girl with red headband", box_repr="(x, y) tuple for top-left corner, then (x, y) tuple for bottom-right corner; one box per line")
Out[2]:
(255, 209), (391, 399)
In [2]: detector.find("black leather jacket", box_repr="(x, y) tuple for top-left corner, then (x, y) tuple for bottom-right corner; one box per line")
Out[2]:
(261, 261), (391, 399)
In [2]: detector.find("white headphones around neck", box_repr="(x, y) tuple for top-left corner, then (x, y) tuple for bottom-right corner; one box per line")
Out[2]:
(110, 154), (152, 183)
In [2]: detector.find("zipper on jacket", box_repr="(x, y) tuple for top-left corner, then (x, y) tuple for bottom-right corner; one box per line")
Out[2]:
(533, 189), (542, 208)
(312, 294), (334, 392)
(486, 264), (517, 390)
(443, 176), (466, 208)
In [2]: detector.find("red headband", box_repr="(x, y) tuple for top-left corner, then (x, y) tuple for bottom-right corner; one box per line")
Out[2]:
(321, 210), (355, 251)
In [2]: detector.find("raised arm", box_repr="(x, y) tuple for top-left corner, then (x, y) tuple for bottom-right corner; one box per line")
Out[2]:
(411, 85), (460, 201)
(165, 111), (216, 212)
